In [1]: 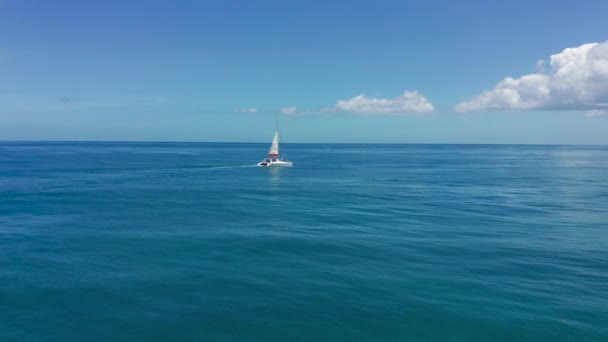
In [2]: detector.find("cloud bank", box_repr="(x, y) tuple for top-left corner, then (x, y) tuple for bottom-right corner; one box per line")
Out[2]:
(281, 90), (435, 115)
(455, 42), (608, 115)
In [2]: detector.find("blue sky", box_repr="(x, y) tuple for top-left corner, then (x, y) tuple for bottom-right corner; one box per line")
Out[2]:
(1, 0), (607, 144)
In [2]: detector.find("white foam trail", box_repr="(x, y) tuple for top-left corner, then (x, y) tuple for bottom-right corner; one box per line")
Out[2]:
(198, 165), (259, 170)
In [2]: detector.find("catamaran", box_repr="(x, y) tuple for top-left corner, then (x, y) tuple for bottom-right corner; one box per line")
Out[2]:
(258, 126), (293, 167)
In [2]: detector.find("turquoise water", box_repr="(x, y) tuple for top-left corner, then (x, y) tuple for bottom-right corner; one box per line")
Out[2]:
(1, 142), (607, 341)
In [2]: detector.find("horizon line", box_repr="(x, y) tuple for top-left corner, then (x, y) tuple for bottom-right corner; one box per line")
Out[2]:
(0, 140), (606, 147)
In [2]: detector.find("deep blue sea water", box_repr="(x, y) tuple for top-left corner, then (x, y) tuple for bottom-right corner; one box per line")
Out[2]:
(1, 142), (607, 341)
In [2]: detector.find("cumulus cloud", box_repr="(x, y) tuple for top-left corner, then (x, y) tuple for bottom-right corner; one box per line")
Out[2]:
(536, 59), (546, 74)
(233, 108), (258, 113)
(455, 42), (608, 114)
(281, 90), (435, 115)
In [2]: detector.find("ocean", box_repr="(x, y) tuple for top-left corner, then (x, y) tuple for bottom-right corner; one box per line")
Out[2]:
(1, 142), (607, 341)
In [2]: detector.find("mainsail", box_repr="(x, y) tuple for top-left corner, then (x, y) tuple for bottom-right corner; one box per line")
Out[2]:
(257, 118), (292, 167)
(268, 130), (279, 157)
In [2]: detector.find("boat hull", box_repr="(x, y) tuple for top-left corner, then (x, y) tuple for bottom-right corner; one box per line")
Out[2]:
(258, 161), (293, 167)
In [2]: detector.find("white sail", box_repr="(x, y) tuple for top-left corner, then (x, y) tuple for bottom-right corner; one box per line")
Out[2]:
(268, 130), (279, 156)
(258, 121), (292, 167)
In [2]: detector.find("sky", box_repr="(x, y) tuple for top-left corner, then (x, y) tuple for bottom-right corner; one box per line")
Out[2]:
(1, 0), (607, 144)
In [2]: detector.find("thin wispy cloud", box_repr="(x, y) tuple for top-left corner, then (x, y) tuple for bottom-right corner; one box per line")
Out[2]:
(280, 107), (298, 115)
(0, 95), (170, 113)
(233, 108), (258, 113)
(585, 109), (608, 117)
(281, 90), (435, 116)
(455, 41), (608, 116)
(336, 90), (435, 114)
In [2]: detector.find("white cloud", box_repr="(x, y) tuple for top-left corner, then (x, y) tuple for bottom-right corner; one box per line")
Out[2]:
(455, 42), (608, 114)
(585, 109), (608, 117)
(233, 108), (258, 113)
(280, 107), (298, 115)
(281, 90), (435, 116)
(335, 90), (435, 114)
(536, 59), (546, 74)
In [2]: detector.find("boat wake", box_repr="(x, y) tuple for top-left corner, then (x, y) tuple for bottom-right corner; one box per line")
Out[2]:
(198, 165), (259, 171)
